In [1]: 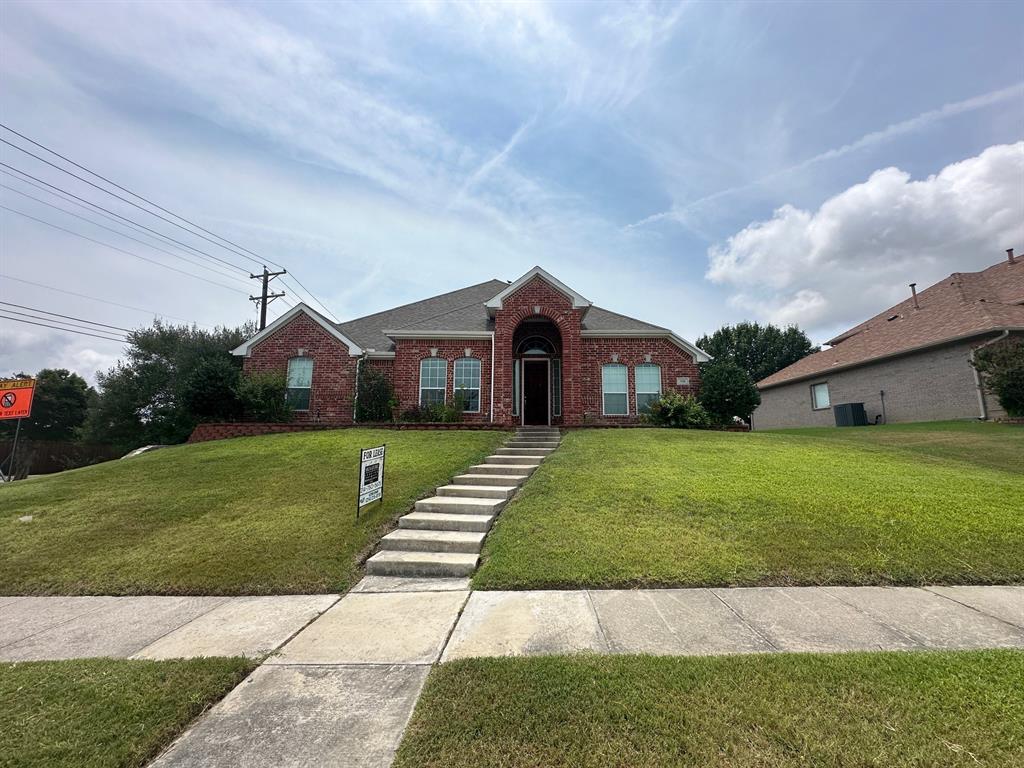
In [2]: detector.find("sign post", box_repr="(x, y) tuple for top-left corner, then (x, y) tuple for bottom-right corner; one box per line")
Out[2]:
(356, 444), (386, 518)
(1, 378), (36, 483)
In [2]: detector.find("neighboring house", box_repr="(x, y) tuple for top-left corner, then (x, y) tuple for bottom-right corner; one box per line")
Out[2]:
(232, 267), (709, 426)
(753, 250), (1024, 430)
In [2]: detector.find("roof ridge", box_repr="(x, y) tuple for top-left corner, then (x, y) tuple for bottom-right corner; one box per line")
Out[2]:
(337, 279), (504, 328)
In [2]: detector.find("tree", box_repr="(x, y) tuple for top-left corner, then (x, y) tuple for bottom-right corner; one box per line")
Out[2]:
(971, 336), (1024, 418)
(84, 320), (253, 451)
(698, 360), (761, 424)
(0, 369), (93, 441)
(696, 322), (818, 383)
(182, 357), (243, 421)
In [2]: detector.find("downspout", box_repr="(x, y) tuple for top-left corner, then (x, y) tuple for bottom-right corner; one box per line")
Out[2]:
(489, 332), (495, 423)
(352, 354), (364, 423)
(970, 330), (1009, 420)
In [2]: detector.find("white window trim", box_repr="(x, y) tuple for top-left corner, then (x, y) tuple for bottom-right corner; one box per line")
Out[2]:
(419, 358), (447, 407)
(601, 363), (629, 417)
(635, 363), (662, 414)
(286, 356), (313, 412)
(811, 382), (830, 411)
(454, 357), (482, 414)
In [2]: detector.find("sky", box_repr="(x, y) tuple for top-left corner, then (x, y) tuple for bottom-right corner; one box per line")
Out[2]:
(1, 0), (1022, 383)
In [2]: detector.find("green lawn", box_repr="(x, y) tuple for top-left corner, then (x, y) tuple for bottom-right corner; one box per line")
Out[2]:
(0, 428), (505, 595)
(394, 651), (1024, 768)
(0, 657), (255, 768)
(474, 421), (1024, 589)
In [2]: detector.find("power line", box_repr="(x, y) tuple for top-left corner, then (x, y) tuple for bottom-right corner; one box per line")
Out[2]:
(0, 273), (202, 326)
(1, 124), (340, 322)
(0, 205), (250, 295)
(0, 301), (133, 332)
(0, 136), (266, 271)
(0, 312), (126, 343)
(0, 165), (251, 277)
(1, 183), (252, 286)
(0, 122), (279, 271)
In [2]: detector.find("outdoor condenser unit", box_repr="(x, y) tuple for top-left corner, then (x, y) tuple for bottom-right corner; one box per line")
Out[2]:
(833, 402), (868, 427)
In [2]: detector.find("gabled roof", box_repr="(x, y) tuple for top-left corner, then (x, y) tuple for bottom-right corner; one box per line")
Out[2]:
(232, 303), (363, 357)
(484, 266), (591, 312)
(236, 269), (710, 361)
(758, 255), (1024, 389)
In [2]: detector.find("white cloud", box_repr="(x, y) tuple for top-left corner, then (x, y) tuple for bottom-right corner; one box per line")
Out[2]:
(706, 142), (1024, 337)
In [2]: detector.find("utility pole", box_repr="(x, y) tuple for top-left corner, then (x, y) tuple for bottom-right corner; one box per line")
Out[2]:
(249, 266), (286, 330)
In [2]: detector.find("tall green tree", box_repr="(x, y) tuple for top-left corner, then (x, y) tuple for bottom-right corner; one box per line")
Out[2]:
(1, 369), (94, 440)
(84, 321), (253, 451)
(696, 322), (818, 383)
(698, 361), (761, 424)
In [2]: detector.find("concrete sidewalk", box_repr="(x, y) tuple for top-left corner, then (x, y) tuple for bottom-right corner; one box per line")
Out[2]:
(147, 583), (1023, 768)
(0, 594), (339, 661)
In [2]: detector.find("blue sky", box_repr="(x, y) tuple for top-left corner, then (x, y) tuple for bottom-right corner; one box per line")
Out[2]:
(1, 0), (1022, 380)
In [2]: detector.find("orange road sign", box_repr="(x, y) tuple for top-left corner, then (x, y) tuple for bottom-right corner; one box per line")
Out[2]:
(0, 378), (35, 420)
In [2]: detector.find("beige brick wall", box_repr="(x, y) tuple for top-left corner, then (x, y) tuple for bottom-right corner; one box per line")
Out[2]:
(752, 336), (1013, 430)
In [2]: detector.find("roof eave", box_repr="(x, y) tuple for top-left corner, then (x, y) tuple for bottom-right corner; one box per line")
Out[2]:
(384, 329), (494, 340)
(232, 303), (363, 358)
(484, 266), (592, 311)
(579, 329), (711, 362)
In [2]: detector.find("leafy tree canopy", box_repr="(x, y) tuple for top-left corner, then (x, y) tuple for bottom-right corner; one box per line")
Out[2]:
(971, 336), (1024, 418)
(696, 322), (818, 383)
(698, 360), (761, 423)
(83, 321), (253, 451)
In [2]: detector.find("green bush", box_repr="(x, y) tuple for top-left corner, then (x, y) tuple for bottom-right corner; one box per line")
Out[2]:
(182, 357), (243, 421)
(972, 336), (1024, 417)
(643, 391), (711, 428)
(399, 395), (465, 423)
(236, 371), (293, 422)
(355, 363), (397, 422)
(698, 361), (761, 424)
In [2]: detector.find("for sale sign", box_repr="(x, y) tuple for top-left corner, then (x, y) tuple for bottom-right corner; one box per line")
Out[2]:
(357, 444), (386, 515)
(0, 378), (35, 421)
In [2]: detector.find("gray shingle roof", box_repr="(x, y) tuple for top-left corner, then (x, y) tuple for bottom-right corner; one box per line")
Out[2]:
(336, 278), (670, 352)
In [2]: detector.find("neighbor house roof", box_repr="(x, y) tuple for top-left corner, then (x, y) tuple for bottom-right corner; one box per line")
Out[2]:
(757, 255), (1024, 390)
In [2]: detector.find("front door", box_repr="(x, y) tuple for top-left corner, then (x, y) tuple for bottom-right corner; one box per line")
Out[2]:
(522, 360), (549, 425)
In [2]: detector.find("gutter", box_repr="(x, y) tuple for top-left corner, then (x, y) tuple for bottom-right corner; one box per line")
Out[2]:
(489, 332), (495, 423)
(970, 330), (1010, 420)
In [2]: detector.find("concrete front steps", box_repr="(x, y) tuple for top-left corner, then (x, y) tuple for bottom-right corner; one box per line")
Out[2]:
(365, 427), (561, 578)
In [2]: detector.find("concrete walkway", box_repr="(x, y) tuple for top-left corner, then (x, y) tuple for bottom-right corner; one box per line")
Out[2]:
(146, 583), (1023, 767)
(0, 595), (338, 661)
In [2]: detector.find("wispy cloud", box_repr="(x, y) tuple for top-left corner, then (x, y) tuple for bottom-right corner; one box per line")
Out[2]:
(629, 81), (1024, 230)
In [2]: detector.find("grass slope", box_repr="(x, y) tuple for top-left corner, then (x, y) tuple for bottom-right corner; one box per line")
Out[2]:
(395, 651), (1024, 768)
(1, 429), (505, 595)
(0, 657), (255, 768)
(474, 421), (1024, 589)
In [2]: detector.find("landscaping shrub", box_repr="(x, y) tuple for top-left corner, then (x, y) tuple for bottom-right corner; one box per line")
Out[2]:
(182, 357), (243, 421)
(355, 363), (397, 422)
(971, 336), (1024, 417)
(236, 371), (293, 422)
(698, 360), (761, 424)
(644, 391), (711, 428)
(400, 395), (465, 423)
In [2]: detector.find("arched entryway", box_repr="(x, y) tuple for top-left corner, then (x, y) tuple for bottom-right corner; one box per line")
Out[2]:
(512, 319), (562, 425)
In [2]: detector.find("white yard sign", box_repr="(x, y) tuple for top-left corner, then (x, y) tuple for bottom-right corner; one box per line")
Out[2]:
(357, 444), (386, 515)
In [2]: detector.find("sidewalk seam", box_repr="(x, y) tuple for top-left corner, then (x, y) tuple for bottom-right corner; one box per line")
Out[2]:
(922, 586), (1024, 632)
(708, 589), (780, 651)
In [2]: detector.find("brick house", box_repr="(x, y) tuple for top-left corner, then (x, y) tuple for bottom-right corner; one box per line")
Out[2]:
(232, 267), (709, 427)
(753, 251), (1024, 429)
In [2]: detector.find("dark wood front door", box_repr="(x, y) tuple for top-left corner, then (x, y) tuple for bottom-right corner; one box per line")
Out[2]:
(522, 360), (549, 425)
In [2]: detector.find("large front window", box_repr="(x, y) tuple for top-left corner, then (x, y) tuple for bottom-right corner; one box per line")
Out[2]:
(419, 358), (446, 407)
(454, 358), (481, 413)
(635, 363), (662, 414)
(602, 363), (628, 416)
(286, 357), (313, 411)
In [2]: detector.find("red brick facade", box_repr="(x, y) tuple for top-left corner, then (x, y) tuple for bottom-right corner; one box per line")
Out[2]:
(235, 273), (703, 428)
(242, 312), (357, 423)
